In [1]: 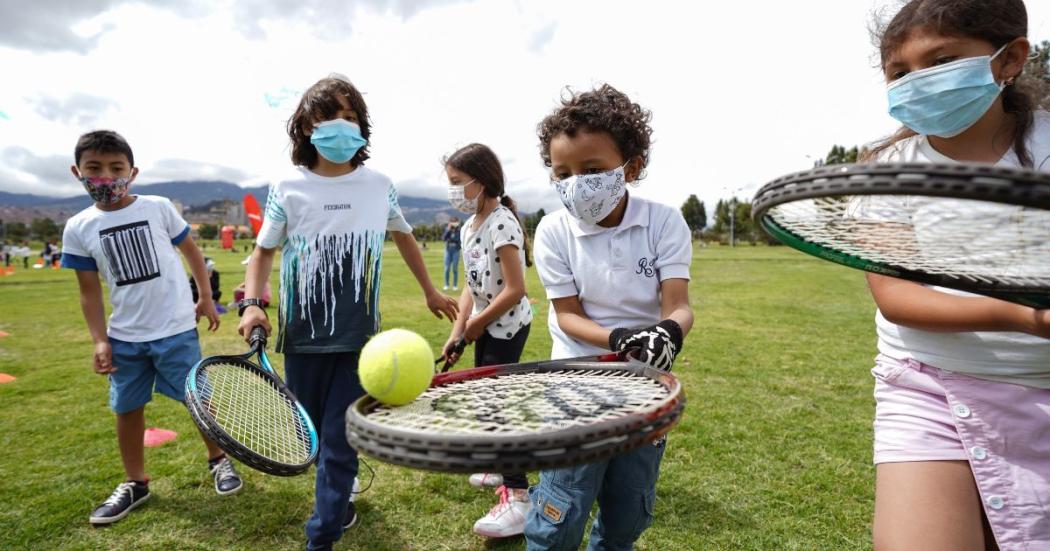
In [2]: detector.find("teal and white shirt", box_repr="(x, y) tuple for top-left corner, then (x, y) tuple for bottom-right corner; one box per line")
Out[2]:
(257, 165), (412, 353)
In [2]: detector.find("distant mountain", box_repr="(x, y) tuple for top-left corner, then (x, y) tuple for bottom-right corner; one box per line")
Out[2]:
(0, 181), (461, 226)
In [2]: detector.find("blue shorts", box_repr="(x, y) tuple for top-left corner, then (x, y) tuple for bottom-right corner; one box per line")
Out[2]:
(108, 329), (201, 414)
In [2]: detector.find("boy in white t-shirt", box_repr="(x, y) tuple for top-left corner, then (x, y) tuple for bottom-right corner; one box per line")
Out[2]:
(525, 85), (695, 550)
(60, 130), (241, 526)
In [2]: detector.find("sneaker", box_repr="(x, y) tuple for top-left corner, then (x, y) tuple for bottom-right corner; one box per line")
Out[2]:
(452, 285), (458, 291)
(89, 481), (150, 525)
(209, 456), (243, 495)
(469, 473), (503, 488)
(443, 285), (449, 291)
(343, 477), (361, 530)
(473, 486), (530, 538)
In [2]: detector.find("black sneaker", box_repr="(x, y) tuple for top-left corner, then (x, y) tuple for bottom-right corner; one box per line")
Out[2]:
(209, 456), (243, 495)
(89, 481), (150, 525)
(343, 476), (360, 530)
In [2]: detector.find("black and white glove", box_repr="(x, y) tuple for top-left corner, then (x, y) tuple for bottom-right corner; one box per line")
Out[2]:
(608, 319), (683, 371)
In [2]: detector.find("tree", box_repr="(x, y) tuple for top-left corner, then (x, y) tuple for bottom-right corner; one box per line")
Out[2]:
(30, 217), (61, 241)
(814, 144), (859, 167)
(524, 208), (546, 236)
(198, 223), (218, 240)
(1023, 39), (1050, 108)
(5, 222), (28, 241)
(680, 195), (707, 235)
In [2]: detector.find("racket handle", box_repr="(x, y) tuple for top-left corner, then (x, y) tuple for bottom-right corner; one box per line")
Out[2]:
(436, 338), (468, 373)
(249, 326), (268, 351)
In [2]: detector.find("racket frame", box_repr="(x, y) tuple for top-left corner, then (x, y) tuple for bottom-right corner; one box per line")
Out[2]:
(184, 329), (319, 476)
(345, 353), (685, 473)
(752, 162), (1050, 308)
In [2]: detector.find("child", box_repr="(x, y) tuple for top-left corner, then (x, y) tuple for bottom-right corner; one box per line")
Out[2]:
(525, 85), (694, 550)
(60, 130), (240, 526)
(861, 1), (1050, 548)
(236, 74), (458, 551)
(438, 143), (534, 538)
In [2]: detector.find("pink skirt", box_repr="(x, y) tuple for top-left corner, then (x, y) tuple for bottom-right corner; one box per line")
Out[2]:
(872, 354), (1050, 550)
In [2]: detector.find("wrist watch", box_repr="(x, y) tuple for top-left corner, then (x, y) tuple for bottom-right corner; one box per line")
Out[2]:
(238, 298), (267, 317)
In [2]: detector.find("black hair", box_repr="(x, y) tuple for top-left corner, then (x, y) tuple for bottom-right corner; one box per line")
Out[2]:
(444, 143), (532, 267)
(288, 76), (371, 169)
(537, 84), (653, 177)
(74, 130), (134, 167)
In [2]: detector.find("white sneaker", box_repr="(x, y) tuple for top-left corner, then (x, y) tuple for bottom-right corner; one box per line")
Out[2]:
(350, 476), (360, 502)
(452, 285), (458, 290)
(473, 486), (530, 538)
(443, 285), (449, 291)
(469, 473), (503, 488)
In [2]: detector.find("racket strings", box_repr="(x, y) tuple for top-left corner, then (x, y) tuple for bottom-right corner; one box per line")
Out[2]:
(769, 196), (1050, 287)
(196, 361), (312, 465)
(365, 369), (670, 435)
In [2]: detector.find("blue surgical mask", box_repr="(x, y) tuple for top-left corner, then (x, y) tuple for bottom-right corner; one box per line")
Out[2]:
(310, 119), (366, 163)
(886, 44), (1009, 138)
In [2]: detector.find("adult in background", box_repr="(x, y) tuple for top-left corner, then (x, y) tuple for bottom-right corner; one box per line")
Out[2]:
(443, 217), (462, 290)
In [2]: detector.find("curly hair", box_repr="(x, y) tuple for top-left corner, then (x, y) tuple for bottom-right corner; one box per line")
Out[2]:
(288, 76), (371, 169)
(537, 84), (653, 178)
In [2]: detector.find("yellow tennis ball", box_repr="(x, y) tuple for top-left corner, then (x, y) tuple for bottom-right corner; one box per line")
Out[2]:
(359, 329), (434, 406)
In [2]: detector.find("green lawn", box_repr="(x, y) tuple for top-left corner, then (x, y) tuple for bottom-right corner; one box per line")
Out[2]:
(0, 242), (878, 550)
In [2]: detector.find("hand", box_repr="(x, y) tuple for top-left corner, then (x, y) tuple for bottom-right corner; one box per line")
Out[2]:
(441, 335), (465, 367)
(464, 317), (486, 343)
(237, 306), (271, 344)
(196, 299), (221, 332)
(426, 290), (459, 322)
(609, 320), (684, 371)
(93, 341), (116, 375)
(1026, 308), (1050, 339)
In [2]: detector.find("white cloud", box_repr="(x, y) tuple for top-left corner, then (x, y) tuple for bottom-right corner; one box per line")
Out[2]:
(1, 0), (1048, 215)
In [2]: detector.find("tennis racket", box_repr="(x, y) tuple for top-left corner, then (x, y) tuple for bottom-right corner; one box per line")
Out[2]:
(752, 162), (1050, 308)
(435, 338), (467, 373)
(345, 352), (684, 473)
(185, 327), (318, 476)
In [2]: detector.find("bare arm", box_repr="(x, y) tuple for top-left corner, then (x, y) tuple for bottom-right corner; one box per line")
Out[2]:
(75, 270), (115, 374)
(465, 245), (527, 333)
(237, 245), (275, 340)
(177, 235), (219, 332)
(391, 230), (458, 321)
(659, 278), (694, 337)
(867, 273), (1050, 338)
(551, 295), (612, 350)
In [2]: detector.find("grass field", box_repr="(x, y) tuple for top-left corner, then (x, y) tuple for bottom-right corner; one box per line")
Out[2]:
(0, 242), (879, 550)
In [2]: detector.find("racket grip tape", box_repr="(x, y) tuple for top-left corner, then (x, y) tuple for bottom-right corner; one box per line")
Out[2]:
(249, 326), (268, 351)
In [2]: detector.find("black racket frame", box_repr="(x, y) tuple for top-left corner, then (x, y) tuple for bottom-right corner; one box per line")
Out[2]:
(752, 162), (1050, 308)
(345, 353), (685, 473)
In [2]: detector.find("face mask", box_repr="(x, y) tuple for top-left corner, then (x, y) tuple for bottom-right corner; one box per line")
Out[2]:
(550, 163), (627, 224)
(310, 119), (366, 163)
(887, 44), (1010, 138)
(448, 179), (480, 214)
(80, 176), (131, 205)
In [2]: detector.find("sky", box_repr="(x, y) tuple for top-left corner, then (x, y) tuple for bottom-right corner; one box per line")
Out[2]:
(1, 0), (1048, 213)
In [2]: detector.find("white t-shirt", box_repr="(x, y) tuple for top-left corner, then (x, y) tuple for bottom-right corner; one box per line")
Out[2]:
(256, 165), (412, 353)
(461, 205), (533, 339)
(872, 110), (1050, 388)
(60, 195), (196, 342)
(534, 193), (692, 360)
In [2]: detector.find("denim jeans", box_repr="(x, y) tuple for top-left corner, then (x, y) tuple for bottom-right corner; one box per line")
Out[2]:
(524, 439), (666, 551)
(444, 247), (460, 287)
(284, 352), (363, 549)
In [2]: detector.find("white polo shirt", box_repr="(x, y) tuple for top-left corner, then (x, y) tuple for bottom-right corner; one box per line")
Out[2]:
(533, 193), (692, 360)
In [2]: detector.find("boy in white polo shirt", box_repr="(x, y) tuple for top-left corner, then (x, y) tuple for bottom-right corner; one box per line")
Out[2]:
(525, 84), (694, 550)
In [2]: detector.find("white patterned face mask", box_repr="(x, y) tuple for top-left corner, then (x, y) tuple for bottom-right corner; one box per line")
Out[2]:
(550, 163), (627, 224)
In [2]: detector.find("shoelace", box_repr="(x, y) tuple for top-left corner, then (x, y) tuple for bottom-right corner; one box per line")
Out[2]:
(102, 482), (136, 507)
(488, 485), (512, 516)
(213, 458), (237, 480)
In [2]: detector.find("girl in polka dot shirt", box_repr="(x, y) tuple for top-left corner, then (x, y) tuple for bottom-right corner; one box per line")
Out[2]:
(440, 143), (535, 538)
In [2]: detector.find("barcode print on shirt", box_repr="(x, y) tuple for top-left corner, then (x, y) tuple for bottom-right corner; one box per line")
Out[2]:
(99, 221), (161, 286)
